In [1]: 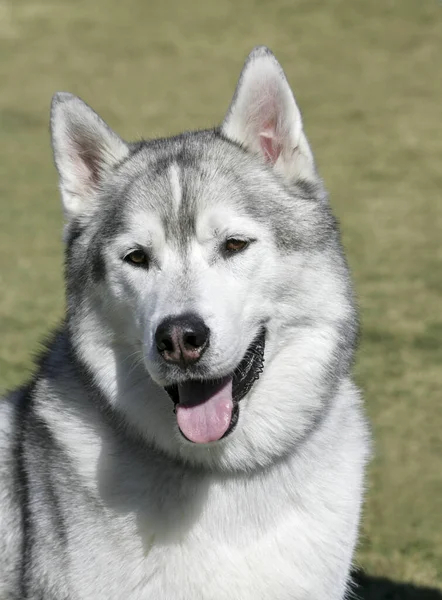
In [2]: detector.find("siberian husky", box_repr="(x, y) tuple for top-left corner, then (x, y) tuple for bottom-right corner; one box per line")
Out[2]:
(0, 47), (370, 599)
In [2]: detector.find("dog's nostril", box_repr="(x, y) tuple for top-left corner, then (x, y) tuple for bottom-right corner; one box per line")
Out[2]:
(184, 334), (197, 348)
(155, 322), (176, 354)
(157, 336), (174, 353)
(183, 331), (207, 349)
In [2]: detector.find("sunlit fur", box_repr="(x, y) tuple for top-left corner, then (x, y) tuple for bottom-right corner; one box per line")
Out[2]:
(0, 47), (370, 599)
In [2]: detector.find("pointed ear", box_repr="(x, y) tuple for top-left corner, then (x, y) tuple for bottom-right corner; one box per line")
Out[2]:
(221, 47), (315, 182)
(50, 93), (129, 221)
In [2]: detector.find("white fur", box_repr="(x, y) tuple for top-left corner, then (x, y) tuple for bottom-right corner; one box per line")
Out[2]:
(0, 47), (370, 600)
(169, 162), (182, 214)
(51, 92), (129, 221)
(35, 374), (368, 600)
(53, 182), (370, 597)
(222, 46), (315, 182)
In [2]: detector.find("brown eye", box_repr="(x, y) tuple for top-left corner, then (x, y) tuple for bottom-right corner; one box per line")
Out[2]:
(225, 238), (249, 253)
(124, 250), (149, 267)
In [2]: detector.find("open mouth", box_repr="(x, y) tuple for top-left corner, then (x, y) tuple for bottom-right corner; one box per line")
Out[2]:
(165, 328), (266, 444)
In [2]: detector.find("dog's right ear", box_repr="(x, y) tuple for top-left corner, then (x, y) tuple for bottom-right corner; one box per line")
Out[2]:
(50, 93), (129, 221)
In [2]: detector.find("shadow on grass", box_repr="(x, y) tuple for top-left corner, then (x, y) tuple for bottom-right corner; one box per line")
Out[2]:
(353, 570), (442, 599)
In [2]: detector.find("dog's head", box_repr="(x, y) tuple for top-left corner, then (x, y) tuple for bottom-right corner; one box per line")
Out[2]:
(51, 47), (356, 470)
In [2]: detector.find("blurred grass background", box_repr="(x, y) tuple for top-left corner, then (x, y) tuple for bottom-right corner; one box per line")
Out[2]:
(0, 0), (441, 597)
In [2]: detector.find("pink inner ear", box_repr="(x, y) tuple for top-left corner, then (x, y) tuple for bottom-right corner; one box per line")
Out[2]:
(259, 121), (282, 164)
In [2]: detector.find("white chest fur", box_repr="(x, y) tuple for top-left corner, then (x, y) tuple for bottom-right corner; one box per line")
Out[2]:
(65, 404), (366, 600)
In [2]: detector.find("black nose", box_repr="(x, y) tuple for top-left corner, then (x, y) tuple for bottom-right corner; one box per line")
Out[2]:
(155, 313), (210, 367)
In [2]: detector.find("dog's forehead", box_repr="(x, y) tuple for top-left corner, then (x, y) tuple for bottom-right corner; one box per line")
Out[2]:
(115, 140), (259, 235)
(101, 133), (330, 251)
(128, 154), (242, 214)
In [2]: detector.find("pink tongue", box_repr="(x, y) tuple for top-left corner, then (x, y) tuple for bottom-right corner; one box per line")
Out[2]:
(176, 377), (233, 444)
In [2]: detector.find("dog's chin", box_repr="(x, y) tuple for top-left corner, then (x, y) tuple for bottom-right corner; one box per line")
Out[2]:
(163, 328), (266, 445)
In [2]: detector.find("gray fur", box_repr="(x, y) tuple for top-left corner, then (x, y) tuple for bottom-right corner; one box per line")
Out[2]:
(0, 47), (369, 599)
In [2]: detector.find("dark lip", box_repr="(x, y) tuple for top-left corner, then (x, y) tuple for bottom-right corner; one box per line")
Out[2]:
(165, 327), (266, 439)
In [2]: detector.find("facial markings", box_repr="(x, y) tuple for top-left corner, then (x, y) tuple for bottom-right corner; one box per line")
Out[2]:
(169, 162), (182, 216)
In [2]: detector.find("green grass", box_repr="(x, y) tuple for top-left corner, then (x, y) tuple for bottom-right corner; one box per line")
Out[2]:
(1, 0), (441, 596)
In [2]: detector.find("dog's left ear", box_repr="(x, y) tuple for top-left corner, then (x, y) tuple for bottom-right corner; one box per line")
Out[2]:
(221, 47), (315, 182)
